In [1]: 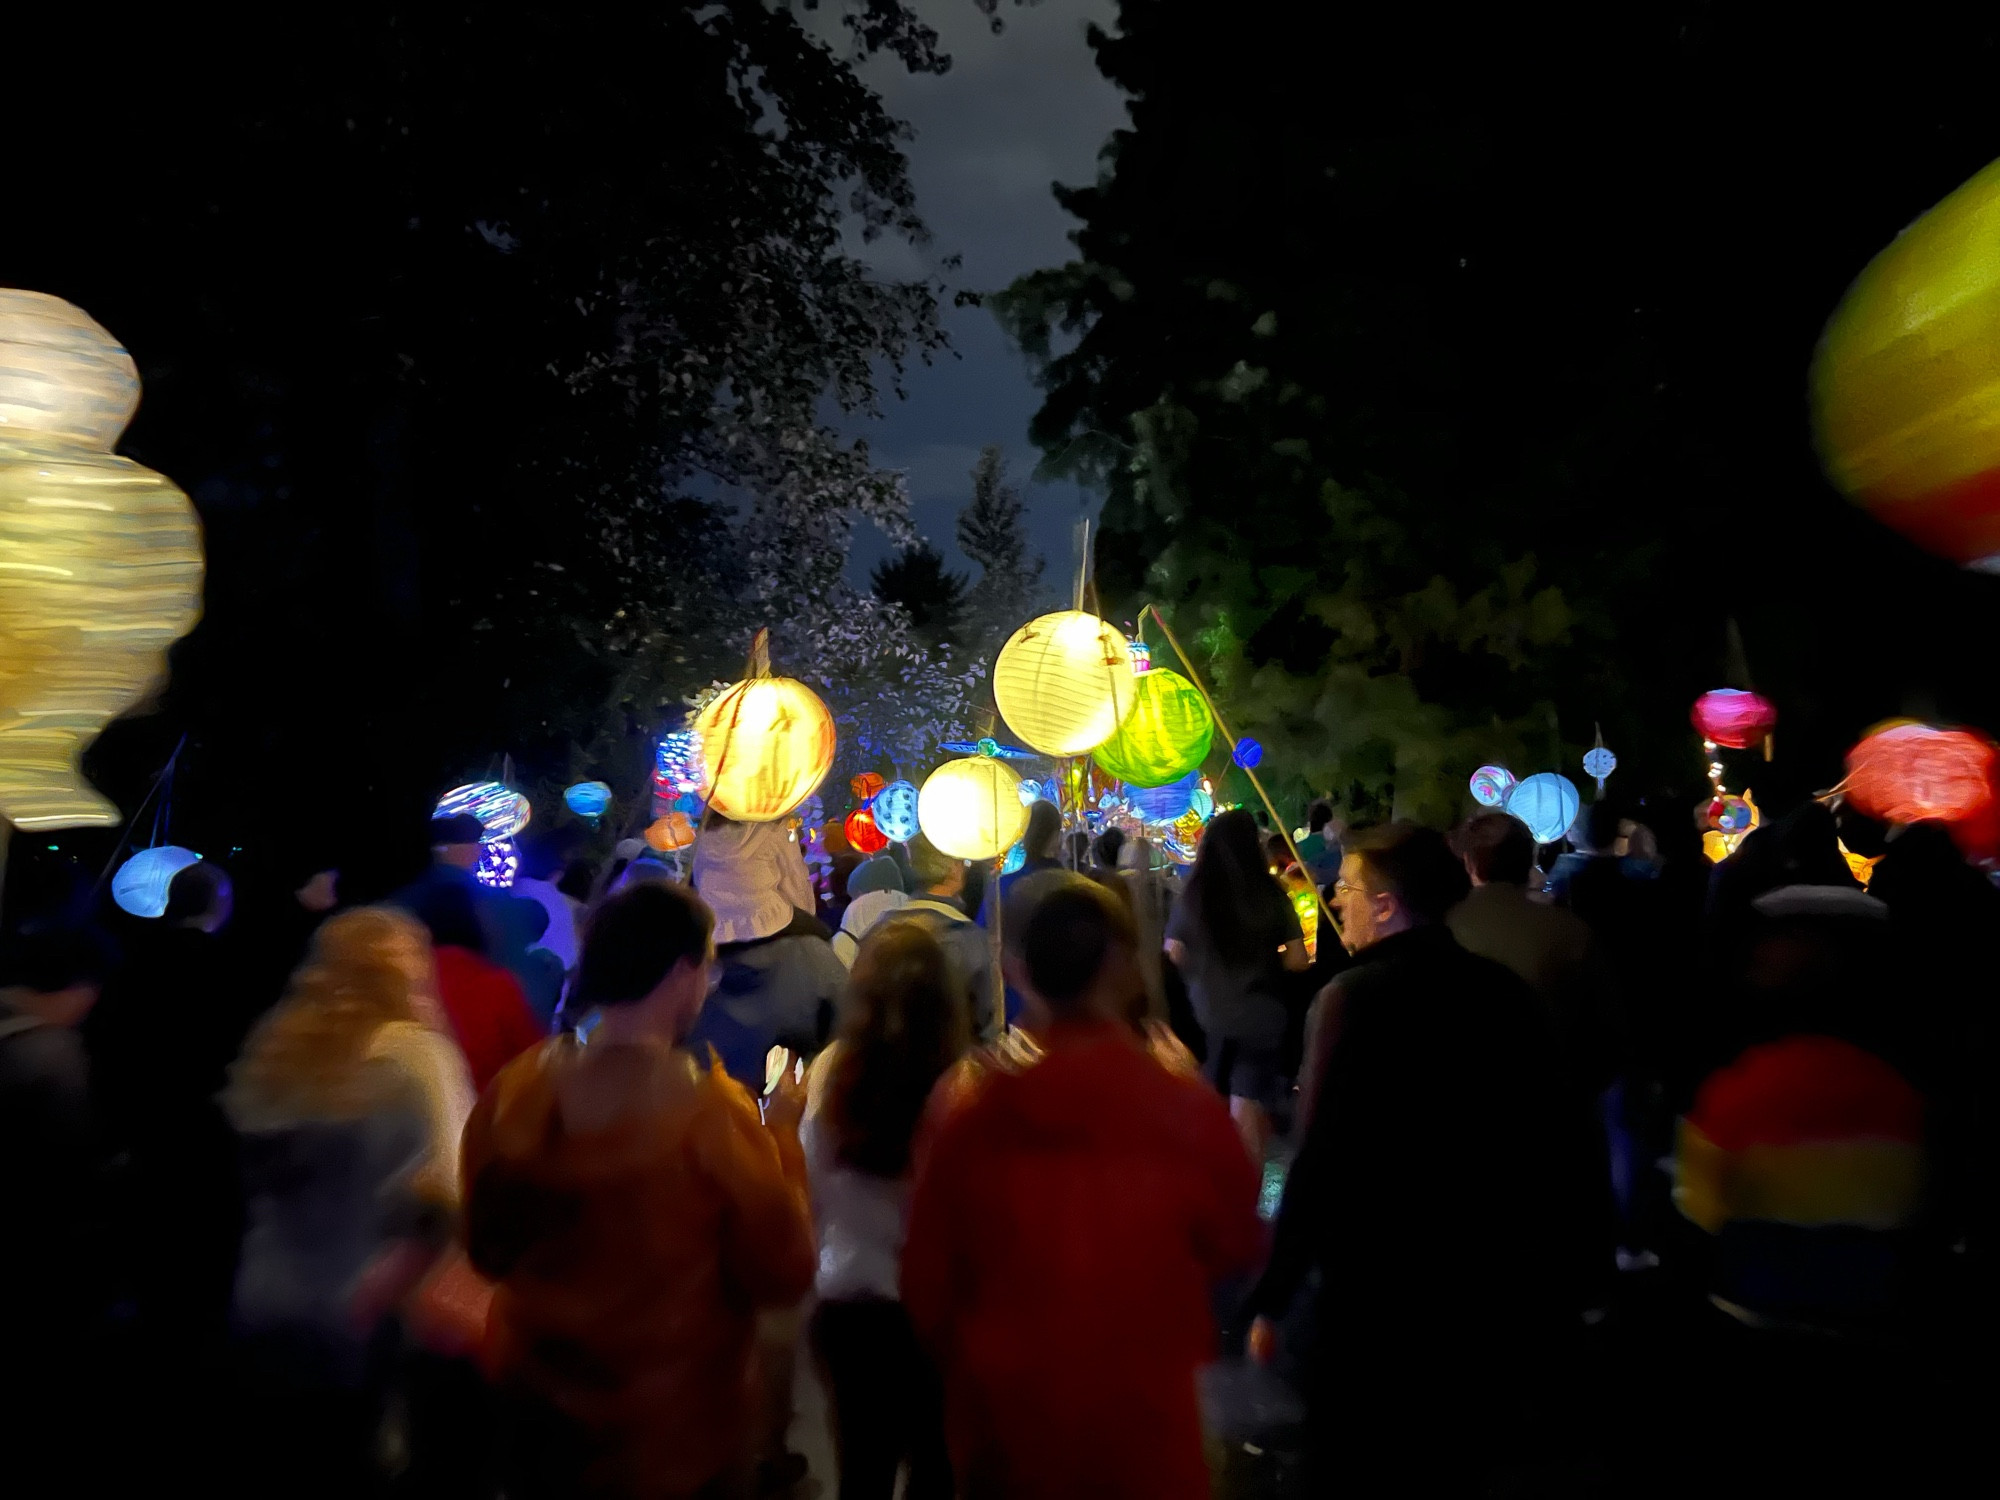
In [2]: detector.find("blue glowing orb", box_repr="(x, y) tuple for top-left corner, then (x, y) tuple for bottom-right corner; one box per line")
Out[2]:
(1505, 772), (1582, 845)
(1001, 841), (1026, 875)
(476, 837), (520, 890)
(1582, 747), (1617, 783)
(436, 781), (531, 839)
(1129, 770), (1199, 824)
(112, 845), (202, 919)
(564, 780), (613, 819)
(872, 779), (920, 843)
(1233, 738), (1264, 769)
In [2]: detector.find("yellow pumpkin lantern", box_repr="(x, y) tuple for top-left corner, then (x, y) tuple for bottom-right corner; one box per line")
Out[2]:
(695, 663), (837, 823)
(918, 755), (1029, 861)
(0, 290), (203, 828)
(992, 610), (1138, 757)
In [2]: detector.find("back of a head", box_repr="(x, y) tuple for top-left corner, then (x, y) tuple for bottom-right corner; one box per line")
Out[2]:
(1021, 874), (1138, 1018)
(1579, 800), (1624, 855)
(904, 834), (958, 892)
(1308, 800), (1334, 834)
(1092, 826), (1126, 872)
(1063, 828), (1091, 870)
(1348, 822), (1471, 924)
(163, 861), (229, 925)
(430, 813), (486, 850)
(831, 919), (970, 1176)
(411, 878), (489, 954)
(1023, 798), (1063, 860)
(1187, 807), (1287, 962)
(1452, 812), (1536, 886)
(574, 881), (713, 1009)
(1772, 800), (1857, 890)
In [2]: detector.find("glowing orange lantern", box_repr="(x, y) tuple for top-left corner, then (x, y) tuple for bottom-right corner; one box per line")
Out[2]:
(844, 807), (889, 855)
(1844, 723), (2000, 848)
(646, 812), (696, 852)
(850, 771), (885, 803)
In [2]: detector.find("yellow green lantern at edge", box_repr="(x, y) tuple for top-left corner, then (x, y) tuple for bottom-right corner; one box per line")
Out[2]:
(1091, 667), (1213, 788)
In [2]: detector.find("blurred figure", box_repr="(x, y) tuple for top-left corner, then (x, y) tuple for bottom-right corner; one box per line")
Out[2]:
(397, 813), (508, 955)
(1090, 826), (1126, 878)
(417, 881), (546, 1093)
(491, 892), (568, 1029)
(1292, 799), (1343, 886)
(977, 800), (1064, 1028)
(512, 833), (582, 981)
(464, 882), (814, 1500)
(1116, 834), (1170, 1022)
(900, 833), (999, 1042)
(1165, 808), (1308, 1159)
(1250, 824), (1577, 1496)
(903, 876), (1262, 1500)
(805, 921), (968, 1500)
(832, 853), (910, 967)
(225, 908), (474, 1498)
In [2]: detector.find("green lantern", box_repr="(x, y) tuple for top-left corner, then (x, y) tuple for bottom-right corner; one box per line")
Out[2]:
(1092, 668), (1213, 788)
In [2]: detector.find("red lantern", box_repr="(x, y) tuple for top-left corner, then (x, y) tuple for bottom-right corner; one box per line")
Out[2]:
(850, 772), (885, 804)
(843, 807), (889, 855)
(1691, 689), (1777, 750)
(1845, 723), (2000, 839)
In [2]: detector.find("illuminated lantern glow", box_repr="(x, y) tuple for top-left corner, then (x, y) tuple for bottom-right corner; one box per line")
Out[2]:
(1288, 879), (1319, 961)
(843, 808), (890, 856)
(1092, 668), (1213, 788)
(477, 838), (520, 889)
(1000, 841), (1026, 875)
(1505, 773), (1582, 845)
(1844, 723), (2000, 852)
(1128, 640), (1152, 674)
(1189, 788), (1215, 822)
(1017, 778), (1043, 808)
(1701, 791), (1762, 862)
(1233, 738), (1264, 770)
(850, 772), (885, 804)
(1583, 746), (1617, 791)
(436, 782), (531, 839)
(564, 781), (612, 819)
(695, 671), (837, 823)
(0, 291), (205, 829)
(871, 779), (920, 843)
(1712, 796), (1755, 834)
(918, 755), (1029, 861)
(1812, 157), (2000, 569)
(1691, 689), (1777, 750)
(646, 812), (696, 852)
(1469, 766), (1516, 808)
(1128, 770), (1200, 825)
(111, 844), (201, 919)
(656, 731), (706, 796)
(991, 610), (1138, 757)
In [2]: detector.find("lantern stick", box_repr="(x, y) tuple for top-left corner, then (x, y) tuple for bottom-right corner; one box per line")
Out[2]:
(1139, 604), (1337, 940)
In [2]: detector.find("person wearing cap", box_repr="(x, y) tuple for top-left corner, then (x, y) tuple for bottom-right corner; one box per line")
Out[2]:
(832, 854), (910, 967)
(464, 881), (814, 1499)
(899, 834), (999, 1042)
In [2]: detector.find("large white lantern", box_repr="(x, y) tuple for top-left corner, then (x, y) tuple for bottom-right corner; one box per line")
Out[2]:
(695, 668), (836, 823)
(991, 610), (1138, 757)
(919, 755), (1030, 861)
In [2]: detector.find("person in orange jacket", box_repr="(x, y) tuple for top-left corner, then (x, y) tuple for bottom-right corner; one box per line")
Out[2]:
(462, 881), (815, 1499)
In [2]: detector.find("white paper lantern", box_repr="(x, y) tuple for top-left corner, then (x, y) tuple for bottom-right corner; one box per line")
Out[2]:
(991, 610), (1138, 757)
(919, 755), (1030, 861)
(112, 845), (202, 919)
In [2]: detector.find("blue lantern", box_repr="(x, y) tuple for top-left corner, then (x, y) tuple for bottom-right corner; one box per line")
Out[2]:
(1001, 841), (1026, 875)
(1505, 772), (1582, 845)
(1017, 777), (1042, 807)
(1128, 769), (1199, 824)
(1233, 738), (1264, 770)
(112, 845), (203, 919)
(872, 779), (920, 843)
(477, 837), (520, 889)
(564, 780), (613, 819)
(1582, 746), (1617, 793)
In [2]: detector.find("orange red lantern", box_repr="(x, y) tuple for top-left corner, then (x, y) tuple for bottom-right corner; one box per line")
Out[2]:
(1844, 722), (2000, 855)
(850, 771), (885, 803)
(844, 807), (889, 855)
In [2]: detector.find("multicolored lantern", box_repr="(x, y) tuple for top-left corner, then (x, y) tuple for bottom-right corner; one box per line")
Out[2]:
(1091, 668), (1213, 788)
(436, 782), (531, 839)
(111, 844), (201, 919)
(843, 808), (890, 856)
(646, 812), (697, 852)
(991, 610), (1138, 757)
(656, 730), (705, 796)
(871, 779), (920, 843)
(695, 661), (836, 822)
(476, 838), (520, 889)
(564, 781), (612, 819)
(1812, 156), (2000, 569)
(918, 755), (1029, 861)
(1469, 765), (1516, 808)
(1128, 640), (1152, 675)
(1844, 722), (2000, 853)
(1505, 773), (1581, 845)
(1692, 689), (1777, 751)
(850, 771), (885, 804)
(1233, 738), (1264, 770)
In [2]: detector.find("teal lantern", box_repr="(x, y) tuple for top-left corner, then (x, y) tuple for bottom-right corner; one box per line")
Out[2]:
(1092, 668), (1213, 788)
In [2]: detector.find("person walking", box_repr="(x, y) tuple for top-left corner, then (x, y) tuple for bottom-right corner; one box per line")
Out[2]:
(903, 876), (1262, 1500)
(804, 921), (967, 1500)
(415, 882), (547, 1094)
(899, 833), (999, 1042)
(464, 882), (815, 1500)
(977, 798), (1063, 1028)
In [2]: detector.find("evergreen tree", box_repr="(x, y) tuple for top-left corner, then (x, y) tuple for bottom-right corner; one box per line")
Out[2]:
(872, 543), (968, 639)
(956, 446), (1046, 662)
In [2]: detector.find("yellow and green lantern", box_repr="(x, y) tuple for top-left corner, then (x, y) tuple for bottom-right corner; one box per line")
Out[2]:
(1091, 668), (1213, 788)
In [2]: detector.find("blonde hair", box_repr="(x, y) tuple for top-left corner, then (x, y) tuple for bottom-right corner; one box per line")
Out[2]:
(227, 906), (435, 1126)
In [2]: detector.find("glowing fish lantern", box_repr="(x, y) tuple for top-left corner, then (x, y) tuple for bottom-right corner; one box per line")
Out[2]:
(1128, 769), (1200, 825)
(436, 782), (531, 839)
(1091, 668), (1213, 788)
(646, 812), (696, 852)
(843, 808), (889, 856)
(695, 648), (837, 822)
(564, 781), (612, 819)
(1469, 765), (1516, 808)
(1692, 690), (1777, 751)
(871, 779), (920, 843)
(991, 610), (1138, 757)
(1813, 157), (2000, 569)
(1844, 722), (2000, 855)
(1189, 787), (1215, 822)
(0, 290), (205, 829)
(1506, 773), (1581, 845)
(111, 844), (201, 919)
(1233, 738), (1264, 770)
(918, 755), (1029, 861)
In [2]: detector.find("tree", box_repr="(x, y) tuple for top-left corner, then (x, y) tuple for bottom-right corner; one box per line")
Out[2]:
(956, 446), (1047, 662)
(873, 544), (969, 638)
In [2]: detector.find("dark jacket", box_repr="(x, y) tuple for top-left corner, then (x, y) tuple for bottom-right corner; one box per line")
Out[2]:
(900, 894), (999, 1042)
(0, 1003), (101, 1351)
(685, 929), (847, 1090)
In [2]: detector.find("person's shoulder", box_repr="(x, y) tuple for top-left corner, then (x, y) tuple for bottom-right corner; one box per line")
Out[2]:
(0, 1016), (89, 1087)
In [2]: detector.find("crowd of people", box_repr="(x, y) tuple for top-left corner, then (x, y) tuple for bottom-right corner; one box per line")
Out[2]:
(2, 779), (1993, 1497)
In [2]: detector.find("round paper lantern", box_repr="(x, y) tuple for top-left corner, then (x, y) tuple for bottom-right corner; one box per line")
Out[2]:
(1505, 773), (1581, 844)
(991, 610), (1138, 756)
(1582, 746), (1617, 792)
(1711, 795), (1755, 835)
(0, 291), (204, 830)
(111, 845), (201, 919)
(696, 673), (836, 822)
(1128, 769), (1200, 825)
(1691, 689), (1777, 750)
(646, 812), (696, 852)
(1092, 668), (1213, 788)
(564, 780), (612, 819)
(851, 771), (885, 804)
(1845, 722), (2000, 834)
(1233, 738), (1264, 770)
(844, 808), (889, 856)
(918, 756), (1029, 861)
(436, 782), (531, 839)
(1469, 766), (1516, 808)
(1813, 157), (2000, 569)
(872, 779), (919, 843)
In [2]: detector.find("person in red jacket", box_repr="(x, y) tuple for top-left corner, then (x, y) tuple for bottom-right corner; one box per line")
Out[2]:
(413, 880), (545, 1092)
(902, 875), (1263, 1500)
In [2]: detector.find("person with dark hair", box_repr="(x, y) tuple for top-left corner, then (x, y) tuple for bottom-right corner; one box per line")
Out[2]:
(414, 880), (544, 1093)
(900, 832), (999, 1042)
(1292, 799), (1343, 885)
(903, 875), (1262, 1500)
(978, 797), (1065, 1027)
(1164, 807), (1307, 1157)
(1091, 826), (1126, 876)
(1249, 822), (1578, 1495)
(804, 922), (967, 1500)
(464, 882), (815, 1500)
(831, 853), (911, 967)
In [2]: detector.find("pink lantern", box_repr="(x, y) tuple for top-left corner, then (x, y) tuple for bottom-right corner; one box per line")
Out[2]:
(1691, 689), (1777, 750)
